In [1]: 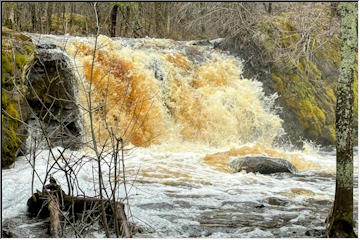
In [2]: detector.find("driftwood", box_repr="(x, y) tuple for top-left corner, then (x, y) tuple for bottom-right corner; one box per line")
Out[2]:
(27, 179), (131, 237)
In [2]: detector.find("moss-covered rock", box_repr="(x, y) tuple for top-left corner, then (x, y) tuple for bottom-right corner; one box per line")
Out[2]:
(264, 14), (357, 146)
(1, 27), (34, 168)
(221, 5), (358, 147)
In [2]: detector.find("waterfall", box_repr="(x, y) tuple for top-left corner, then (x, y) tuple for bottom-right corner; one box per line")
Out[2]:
(58, 34), (284, 149)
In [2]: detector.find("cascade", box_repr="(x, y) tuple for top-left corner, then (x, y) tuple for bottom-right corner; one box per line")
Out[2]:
(62, 35), (284, 149)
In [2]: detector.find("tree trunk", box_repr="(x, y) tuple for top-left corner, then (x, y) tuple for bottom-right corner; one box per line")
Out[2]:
(15, 4), (21, 31)
(267, 3), (272, 14)
(154, 3), (162, 37)
(6, 3), (15, 29)
(326, 2), (357, 238)
(62, 3), (66, 34)
(165, 4), (170, 36)
(46, 2), (53, 33)
(69, 3), (74, 31)
(30, 3), (37, 31)
(200, 2), (206, 35)
(110, 5), (118, 37)
(39, 4), (44, 34)
(124, 6), (131, 37)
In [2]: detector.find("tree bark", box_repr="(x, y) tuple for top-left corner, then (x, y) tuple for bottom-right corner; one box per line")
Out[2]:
(124, 6), (131, 37)
(69, 3), (74, 31)
(154, 2), (162, 37)
(267, 3), (272, 14)
(30, 3), (37, 31)
(46, 2), (53, 33)
(6, 3), (15, 29)
(326, 2), (357, 238)
(109, 5), (118, 37)
(200, 2), (206, 34)
(165, 4), (170, 36)
(62, 3), (66, 34)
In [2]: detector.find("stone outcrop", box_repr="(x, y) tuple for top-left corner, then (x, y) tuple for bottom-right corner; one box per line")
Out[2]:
(25, 43), (82, 151)
(1, 27), (82, 168)
(229, 156), (297, 174)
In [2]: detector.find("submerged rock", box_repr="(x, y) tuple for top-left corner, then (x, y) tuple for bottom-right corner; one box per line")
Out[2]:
(267, 197), (289, 206)
(305, 229), (325, 237)
(229, 156), (296, 174)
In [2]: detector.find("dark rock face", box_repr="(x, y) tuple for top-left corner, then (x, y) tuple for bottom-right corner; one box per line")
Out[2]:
(23, 45), (83, 152)
(229, 156), (296, 174)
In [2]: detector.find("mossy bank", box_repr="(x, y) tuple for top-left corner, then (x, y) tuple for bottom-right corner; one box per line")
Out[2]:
(221, 7), (358, 147)
(2, 27), (34, 168)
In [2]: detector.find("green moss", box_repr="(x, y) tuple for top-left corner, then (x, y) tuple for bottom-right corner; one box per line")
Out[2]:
(314, 37), (341, 68)
(1, 108), (21, 168)
(1, 27), (34, 168)
(2, 54), (12, 73)
(252, 5), (356, 145)
(24, 44), (34, 54)
(271, 73), (284, 95)
(15, 53), (27, 68)
(6, 102), (19, 119)
(297, 100), (326, 137)
(325, 86), (337, 103)
(2, 91), (7, 106)
(322, 125), (336, 143)
(258, 11), (344, 145)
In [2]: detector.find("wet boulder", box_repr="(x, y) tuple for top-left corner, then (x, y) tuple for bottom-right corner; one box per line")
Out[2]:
(267, 197), (289, 206)
(229, 156), (296, 174)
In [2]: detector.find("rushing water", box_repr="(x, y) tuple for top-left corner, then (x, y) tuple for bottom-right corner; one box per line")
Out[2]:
(2, 146), (359, 237)
(1, 34), (359, 237)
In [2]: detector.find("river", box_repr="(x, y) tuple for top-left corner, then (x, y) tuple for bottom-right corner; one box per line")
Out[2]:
(2, 145), (358, 237)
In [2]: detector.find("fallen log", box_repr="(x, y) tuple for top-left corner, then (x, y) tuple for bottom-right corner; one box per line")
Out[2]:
(27, 180), (131, 237)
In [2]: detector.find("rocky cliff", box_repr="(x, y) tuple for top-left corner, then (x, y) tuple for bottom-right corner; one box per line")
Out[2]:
(220, 14), (358, 147)
(1, 27), (82, 168)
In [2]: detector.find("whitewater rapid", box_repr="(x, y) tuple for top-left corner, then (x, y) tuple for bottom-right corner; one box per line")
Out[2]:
(2, 145), (358, 237)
